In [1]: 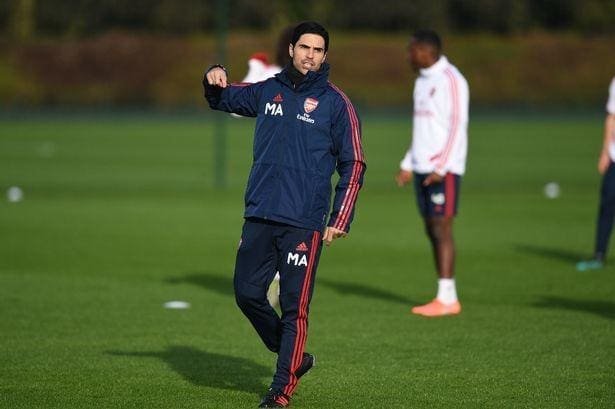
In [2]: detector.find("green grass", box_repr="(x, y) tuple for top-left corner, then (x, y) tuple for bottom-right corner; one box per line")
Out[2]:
(1, 111), (614, 408)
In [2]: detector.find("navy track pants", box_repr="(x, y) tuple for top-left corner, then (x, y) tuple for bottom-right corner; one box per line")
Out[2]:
(234, 218), (323, 396)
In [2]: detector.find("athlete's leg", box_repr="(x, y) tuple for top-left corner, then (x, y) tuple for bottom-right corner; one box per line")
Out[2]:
(234, 219), (282, 352)
(423, 218), (441, 273)
(424, 173), (459, 278)
(595, 162), (615, 260)
(412, 174), (461, 316)
(269, 227), (322, 399)
(426, 216), (455, 278)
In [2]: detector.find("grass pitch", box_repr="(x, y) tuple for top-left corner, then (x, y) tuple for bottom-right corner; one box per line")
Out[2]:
(1, 111), (614, 408)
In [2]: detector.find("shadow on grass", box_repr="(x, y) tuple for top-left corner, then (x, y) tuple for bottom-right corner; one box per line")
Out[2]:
(107, 345), (269, 394)
(318, 277), (414, 305)
(514, 244), (586, 264)
(168, 272), (415, 306)
(534, 296), (615, 320)
(166, 271), (233, 297)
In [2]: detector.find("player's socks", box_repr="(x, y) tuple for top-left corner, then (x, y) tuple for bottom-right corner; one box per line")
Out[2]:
(436, 278), (458, 305)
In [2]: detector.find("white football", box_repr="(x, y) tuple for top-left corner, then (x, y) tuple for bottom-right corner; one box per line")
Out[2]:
(7, 186), (24, 203)
(163, 300), (190, 309)
(544, 182), (560, 199)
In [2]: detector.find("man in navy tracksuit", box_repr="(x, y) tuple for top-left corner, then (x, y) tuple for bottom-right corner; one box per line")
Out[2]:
(203, 22), (366, 408)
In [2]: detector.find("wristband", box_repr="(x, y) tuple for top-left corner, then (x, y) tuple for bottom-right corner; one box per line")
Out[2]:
(207, 64), (227, 74)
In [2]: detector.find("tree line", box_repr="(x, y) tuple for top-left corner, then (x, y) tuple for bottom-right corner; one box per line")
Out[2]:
(3, 0), (615, 40)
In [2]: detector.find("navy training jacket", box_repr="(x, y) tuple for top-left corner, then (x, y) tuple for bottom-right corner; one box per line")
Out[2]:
(204, 63), (366, 233)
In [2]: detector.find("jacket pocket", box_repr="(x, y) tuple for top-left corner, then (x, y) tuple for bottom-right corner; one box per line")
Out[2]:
(310, 177), (331, 225)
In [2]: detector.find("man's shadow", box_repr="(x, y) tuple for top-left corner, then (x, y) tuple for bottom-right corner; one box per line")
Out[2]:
(533, 296), (615, 320)
(317, 277), (414, 306)
(168, 271), (415, 306)
(514, 244), (586, 264)
(107, 346), (270, 394)
(166, 271), (233, 297)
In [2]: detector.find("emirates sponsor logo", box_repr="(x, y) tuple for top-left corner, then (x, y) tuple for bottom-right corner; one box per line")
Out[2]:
(296, 113), (315, 124)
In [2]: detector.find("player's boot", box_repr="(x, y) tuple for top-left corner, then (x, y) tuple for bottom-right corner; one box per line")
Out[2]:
(294, 352), (315, 379)
(411, 299), (461, 317)
(267, 273), (281, 308)
(258, 389), (289, 408)
(576, 259), (604, 272)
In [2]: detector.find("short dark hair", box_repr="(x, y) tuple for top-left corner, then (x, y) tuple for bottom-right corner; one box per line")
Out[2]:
(291, 21), (329, 52)
(412, 29), (442, 55)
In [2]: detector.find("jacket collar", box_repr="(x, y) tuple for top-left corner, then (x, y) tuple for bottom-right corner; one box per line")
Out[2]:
(277, 63), (330, 92)
(419, 56), (449, 77)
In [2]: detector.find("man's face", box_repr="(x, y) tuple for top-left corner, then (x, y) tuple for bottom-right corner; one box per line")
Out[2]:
(289, 33), (327, 74)
(407, 39), (430, 72)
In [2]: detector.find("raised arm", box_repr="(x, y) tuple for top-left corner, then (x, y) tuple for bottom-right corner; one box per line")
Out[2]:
(203, 65), (260, 117)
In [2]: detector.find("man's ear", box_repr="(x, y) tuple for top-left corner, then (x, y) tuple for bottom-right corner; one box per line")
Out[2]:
(288, 44), (294, 58)
(322, 52), (327, 62)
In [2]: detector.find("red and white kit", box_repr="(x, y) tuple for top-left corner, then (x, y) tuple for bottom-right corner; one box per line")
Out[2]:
(400, 56), (469, 176)
(241, 52), (282, 83)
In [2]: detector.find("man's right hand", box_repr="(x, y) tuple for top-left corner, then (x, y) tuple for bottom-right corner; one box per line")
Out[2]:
(323, 226), (347, 247)
(395, 169), (413, 187)
(205, 67), (228, 88)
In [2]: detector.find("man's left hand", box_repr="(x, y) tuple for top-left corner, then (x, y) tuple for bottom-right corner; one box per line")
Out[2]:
(323, 227), (347, 246)
(423, 172), (444, 186)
